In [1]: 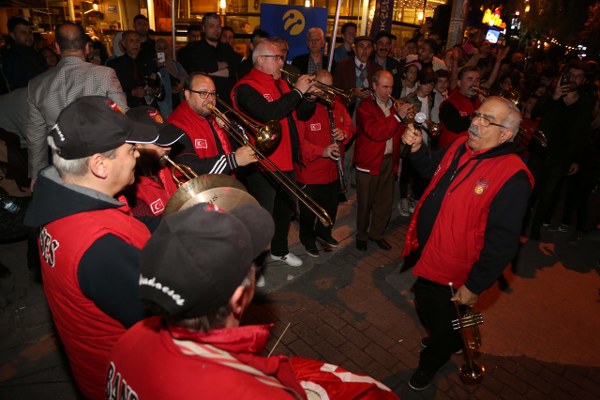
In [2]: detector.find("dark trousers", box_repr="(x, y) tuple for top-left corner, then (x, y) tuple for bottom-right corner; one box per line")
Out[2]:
(414, 278), (464, 374)
(297, 180), (340, 247)
(356, 154), (394, 241)
(245, 170), (296, 256)
(528, 155), (569, 229)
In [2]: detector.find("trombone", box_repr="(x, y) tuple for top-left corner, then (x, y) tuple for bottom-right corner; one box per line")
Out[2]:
(208, 98), (333, 228)
(449, 283), (485, 384)
(162, 155), (197, 186)
(280, 69), (355, 105)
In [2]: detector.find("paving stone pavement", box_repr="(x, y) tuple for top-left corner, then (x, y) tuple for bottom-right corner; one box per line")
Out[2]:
(1, 191), (599, 399)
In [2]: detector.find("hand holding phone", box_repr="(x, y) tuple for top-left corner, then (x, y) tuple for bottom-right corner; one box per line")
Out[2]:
(156, 51), (166, 66)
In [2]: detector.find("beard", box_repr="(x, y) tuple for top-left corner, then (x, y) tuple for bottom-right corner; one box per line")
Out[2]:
(136, 149), (167, 177)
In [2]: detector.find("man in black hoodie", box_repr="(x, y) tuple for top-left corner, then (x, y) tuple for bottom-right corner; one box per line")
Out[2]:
(24, 96), (159, 399)
(401, 96), (533, 391)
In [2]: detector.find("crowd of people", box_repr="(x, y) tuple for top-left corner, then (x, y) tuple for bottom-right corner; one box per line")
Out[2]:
(0, 10), (599, 398)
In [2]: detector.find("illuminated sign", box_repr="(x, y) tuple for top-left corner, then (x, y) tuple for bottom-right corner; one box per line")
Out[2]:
(482, 8), (506, 29)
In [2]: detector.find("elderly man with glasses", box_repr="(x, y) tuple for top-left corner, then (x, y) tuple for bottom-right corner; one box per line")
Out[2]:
(400, 96), (533, 391)
(167, 72), (256, 175)
(232, 39), (316, 270)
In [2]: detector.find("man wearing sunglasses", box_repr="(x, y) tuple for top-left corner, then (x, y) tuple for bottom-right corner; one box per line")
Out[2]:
(400, 96), (533, 391)
(167, 72), (256, 175)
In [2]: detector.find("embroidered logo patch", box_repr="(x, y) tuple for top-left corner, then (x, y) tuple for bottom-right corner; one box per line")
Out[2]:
(39, 227), (60, 267)
(195, 139), (208, 149)
(310, 123), (322, 131)
(148, 108), (164, 124)
(474, 179), (489, 195)
(150, 199), (165, 215)
(263, 94), (274, 102)
(459, 111), (468, 117)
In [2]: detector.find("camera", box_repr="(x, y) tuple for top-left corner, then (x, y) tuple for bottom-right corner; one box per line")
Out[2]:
(560, 73), (570, 86)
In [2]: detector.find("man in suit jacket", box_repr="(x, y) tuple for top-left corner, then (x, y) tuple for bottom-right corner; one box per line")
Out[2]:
(372, 31), (403, 99)
(292, 28), (328, 75)
(333, 36), (381, 111)
(26, 22), (127, 183)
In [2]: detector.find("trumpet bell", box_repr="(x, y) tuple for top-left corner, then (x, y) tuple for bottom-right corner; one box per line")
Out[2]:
(165, 174), (247, 215)
(256, 120), (283, 156)
(459, 362), (485, 385)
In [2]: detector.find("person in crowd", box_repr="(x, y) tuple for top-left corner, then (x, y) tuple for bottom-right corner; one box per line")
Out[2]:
(406, 39), (448, 72)
(133, 14), (155, 64)
(124, 106), (185, 217)
(155, 39), (187, 117)
(273, 36), (300, 74)
(176, 24), (202, 74)
(40, 47), (59, 68)
(399, 60), (421, 98)
(398, 68), (436, 217)
(232, 39), (316, 268)
(354, 70), (410, 252)
(27, 22), (127, 184)
(528, 61), (593, 240)
(401, 96), (533, 390)
(189, 12), (240, 103)
(292, 28), (328, 75)
(333, 22), (357, 63)
(430, 69), (450, 126)
(168, 73), (256, 175)
(220, 25), (236, 47)
(105, 31), (125, 64)
(295, 70), (354, 257)
(438, 66), (482, 149)
(2, 17), (47, 91)
(333, 36), (381, 112)
(397, 38), (418, 67)
(106, 203), (401, 399)
(24, 96), (160, 400)
(517, 94), (541, 162)
(372, 30), (402, 99)
(238, 28), (270, 78)
(107, 30), (162, 108)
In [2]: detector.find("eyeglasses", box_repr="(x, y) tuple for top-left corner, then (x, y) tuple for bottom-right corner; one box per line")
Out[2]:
(261, 54), (285, 61)
(187, 89), (217, 99)
(470, 112), (508, 129)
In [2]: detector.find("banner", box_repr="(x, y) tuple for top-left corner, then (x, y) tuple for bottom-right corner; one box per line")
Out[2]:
(261, 4), (328, 61)
(369, 0), (393, 37)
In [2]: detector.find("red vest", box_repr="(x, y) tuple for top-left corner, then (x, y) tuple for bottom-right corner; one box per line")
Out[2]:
(438, 89), (481, 149)
(232, 68), (295, 171)
(133, 167), (178, 216)
(403, 138), (533, 287)
(168, 100), (232, 158)
(39, 201), (151, 400)
(294, 99), (354, 184)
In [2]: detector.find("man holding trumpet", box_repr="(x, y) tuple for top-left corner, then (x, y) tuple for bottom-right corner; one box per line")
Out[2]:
(400, 96), (533, 390)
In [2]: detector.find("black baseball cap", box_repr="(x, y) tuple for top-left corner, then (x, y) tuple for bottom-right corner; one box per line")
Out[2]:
(354, 35), (373, 45)
(139, 203), (274, 318)
(51, 96), (159, 160)
(373, 31), (393, 42)
(126, 106), (185, 146)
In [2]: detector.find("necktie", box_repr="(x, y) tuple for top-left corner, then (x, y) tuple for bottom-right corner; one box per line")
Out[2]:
(356, 63), (367, 88)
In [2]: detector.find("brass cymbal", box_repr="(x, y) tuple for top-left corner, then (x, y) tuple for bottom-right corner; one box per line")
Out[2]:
(178, 187), (258, 213)
(165, 174), (247, 215)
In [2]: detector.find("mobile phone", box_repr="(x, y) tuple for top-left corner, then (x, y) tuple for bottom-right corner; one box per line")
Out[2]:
(560, 73), (569, 86)
(156, 51), (165, 65)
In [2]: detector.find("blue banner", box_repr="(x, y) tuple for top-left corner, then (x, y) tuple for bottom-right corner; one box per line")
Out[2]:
(261, 4), (328, 61)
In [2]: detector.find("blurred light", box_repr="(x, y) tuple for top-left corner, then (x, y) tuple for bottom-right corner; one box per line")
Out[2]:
(219, 0), (226, 9)
(418, 11), (424, 21)
(305, 0), (311, 7)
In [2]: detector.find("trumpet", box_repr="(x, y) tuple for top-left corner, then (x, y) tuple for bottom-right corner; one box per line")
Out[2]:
(449, 283), (485, 384)
(518, 128), (548, 148)
(280, 69), (355, 105)
(162, 155), (197, 186)
(389, 95), (440, 136)
(209, 98), (333, 228)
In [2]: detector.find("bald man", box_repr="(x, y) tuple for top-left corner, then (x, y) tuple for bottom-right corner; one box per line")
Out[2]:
(26, 21), (127, 185)
(401, 97), (533, 390)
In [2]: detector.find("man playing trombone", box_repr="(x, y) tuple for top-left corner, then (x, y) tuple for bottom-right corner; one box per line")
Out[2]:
(295, 70), (354, 257)
(232, 39), (317, 269)
(401, 96), (533, 390)
(167, 73), (257, 175)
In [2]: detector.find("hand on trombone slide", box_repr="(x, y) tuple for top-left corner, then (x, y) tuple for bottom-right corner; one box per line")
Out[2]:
(234, 145), (258, 167)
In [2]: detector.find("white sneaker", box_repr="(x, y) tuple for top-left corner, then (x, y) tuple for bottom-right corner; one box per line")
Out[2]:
(398, 198), (410, 217)
(270, 252), (303, 267)
(256, 275), (266, 288)
(408, 198), (416, 213)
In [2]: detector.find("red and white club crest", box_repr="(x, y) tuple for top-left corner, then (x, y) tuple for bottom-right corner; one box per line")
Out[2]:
(310, 123), (322, 131)
(263, 94), (274, 102)
(195, 139), (208, 149)
(473, 179), (489, 195)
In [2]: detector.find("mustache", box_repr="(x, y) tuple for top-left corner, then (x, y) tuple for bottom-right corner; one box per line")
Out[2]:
(468, 126), (480, 138)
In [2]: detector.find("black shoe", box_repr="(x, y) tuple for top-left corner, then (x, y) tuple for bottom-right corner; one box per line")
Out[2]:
(370, 238), (391, 250)
(304, 243), (319, 258)
(408, 369), (434, 391)
(356, 239), (367, 251)
(0, 262), (11, 279)
(317, 234), (339, 248)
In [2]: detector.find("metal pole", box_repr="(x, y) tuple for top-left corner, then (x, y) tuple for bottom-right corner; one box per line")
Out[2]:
(172, 0), (177, 60)
(327, 0), (344, 72)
